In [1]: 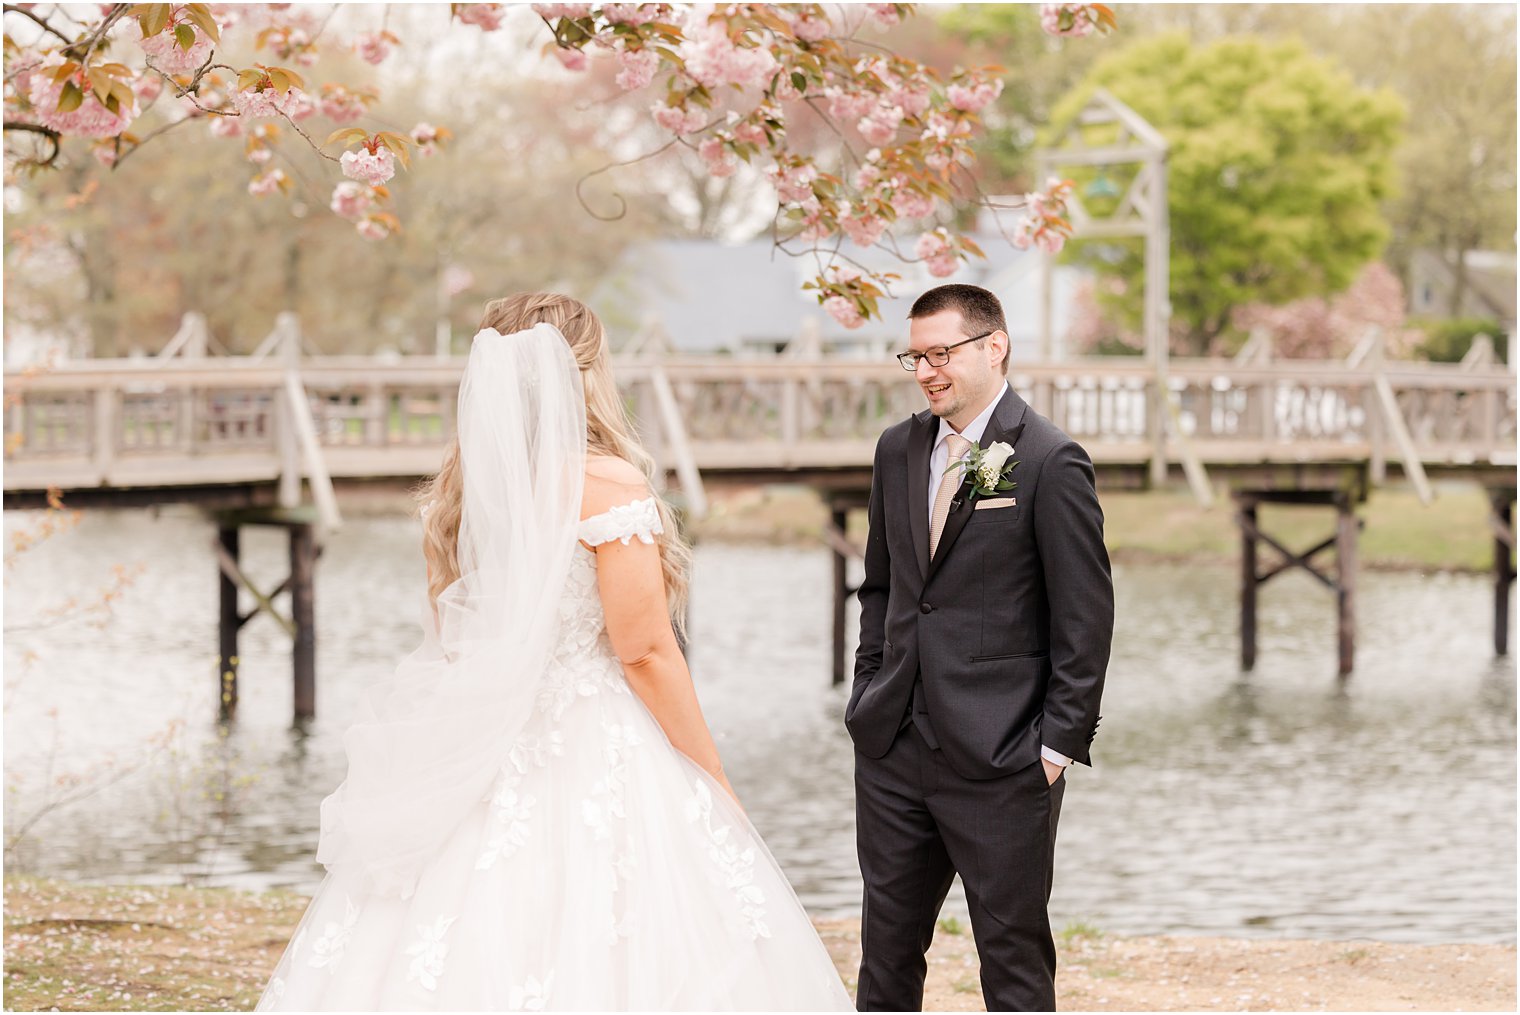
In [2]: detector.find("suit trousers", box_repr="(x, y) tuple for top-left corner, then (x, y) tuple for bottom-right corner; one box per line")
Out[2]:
(855, 720), (1064, 1012)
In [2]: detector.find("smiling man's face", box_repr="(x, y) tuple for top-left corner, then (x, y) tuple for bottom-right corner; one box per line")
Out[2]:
(907, 310), (1007, 431)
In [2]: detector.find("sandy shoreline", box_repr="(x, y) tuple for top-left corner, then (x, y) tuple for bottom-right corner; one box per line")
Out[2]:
(3, 878), (1513, 1011)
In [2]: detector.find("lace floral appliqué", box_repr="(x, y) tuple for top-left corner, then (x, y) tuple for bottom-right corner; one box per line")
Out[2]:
(686, 780), (770, 940)
(579, 496), (663, 547)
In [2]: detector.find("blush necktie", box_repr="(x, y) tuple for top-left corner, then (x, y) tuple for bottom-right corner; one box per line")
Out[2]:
(928, 433), (973, 560)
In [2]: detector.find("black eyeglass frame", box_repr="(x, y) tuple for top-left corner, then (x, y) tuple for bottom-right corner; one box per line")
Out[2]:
(895, 330), (999, 371)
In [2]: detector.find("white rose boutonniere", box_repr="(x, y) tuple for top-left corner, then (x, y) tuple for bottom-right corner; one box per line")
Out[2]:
(954, 440), (1019, 500)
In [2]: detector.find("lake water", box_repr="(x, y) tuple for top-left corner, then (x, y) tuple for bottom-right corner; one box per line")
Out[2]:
(3, 507), (1514, 944)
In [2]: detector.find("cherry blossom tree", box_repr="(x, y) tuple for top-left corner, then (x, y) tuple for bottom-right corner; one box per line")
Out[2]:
(4, 3), (1114, 328)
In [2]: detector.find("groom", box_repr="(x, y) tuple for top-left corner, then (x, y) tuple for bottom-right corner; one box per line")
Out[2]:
(846, 284), (1113, 1011)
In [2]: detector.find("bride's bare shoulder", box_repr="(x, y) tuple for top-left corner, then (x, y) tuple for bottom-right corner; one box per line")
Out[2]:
(582, 455), (651, 519)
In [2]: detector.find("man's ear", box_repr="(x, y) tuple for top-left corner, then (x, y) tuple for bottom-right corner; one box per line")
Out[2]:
(989, 329), (1009, 369)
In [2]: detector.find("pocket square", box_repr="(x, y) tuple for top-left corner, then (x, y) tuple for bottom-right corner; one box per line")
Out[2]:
(974, 497), (1016, 510)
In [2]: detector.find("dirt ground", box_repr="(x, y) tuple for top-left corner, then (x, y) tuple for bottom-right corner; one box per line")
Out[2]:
(4, 878), (1514, 1012)
(815, 919), (1517, 1012)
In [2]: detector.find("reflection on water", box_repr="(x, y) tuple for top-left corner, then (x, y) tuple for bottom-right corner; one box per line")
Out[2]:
(3, 508), (1515, 943)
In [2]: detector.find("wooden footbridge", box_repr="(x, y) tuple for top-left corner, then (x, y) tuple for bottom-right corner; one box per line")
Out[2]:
(5, 316), (1515, 718)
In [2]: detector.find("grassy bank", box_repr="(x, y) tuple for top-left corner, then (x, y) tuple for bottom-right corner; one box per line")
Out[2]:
(690, 482), (1502, 572)
(4, 878), (1514, 1011)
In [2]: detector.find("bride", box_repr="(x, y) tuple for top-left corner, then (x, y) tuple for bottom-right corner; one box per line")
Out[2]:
(258, 293), (852, 1011)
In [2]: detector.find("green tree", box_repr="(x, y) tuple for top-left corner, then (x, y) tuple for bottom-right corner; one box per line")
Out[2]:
(1046, 33), (1404, 355)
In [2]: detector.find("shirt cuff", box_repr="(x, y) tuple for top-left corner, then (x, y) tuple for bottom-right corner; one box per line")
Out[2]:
(1040, 745), (1072, 768)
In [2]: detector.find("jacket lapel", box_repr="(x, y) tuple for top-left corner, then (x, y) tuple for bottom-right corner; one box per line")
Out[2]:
(906, 410), (933, 582)
(924, 387), (1028, 584)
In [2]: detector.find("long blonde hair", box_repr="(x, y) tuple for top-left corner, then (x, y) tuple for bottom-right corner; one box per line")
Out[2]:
(418, 292), (692, 634)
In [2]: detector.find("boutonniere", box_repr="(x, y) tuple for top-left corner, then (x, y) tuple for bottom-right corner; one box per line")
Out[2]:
(953, 440), (1018, 500)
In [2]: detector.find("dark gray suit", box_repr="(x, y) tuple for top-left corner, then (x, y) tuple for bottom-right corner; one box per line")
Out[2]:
(846, 385), (1113, 1011)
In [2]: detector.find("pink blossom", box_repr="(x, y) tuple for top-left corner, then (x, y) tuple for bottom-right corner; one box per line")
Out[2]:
(340, 146), (397, 186)
(329, 180), (374, 220)
(650, 101), (707, 135)
(356, 215), (392, 241)
(531, 3), (592, 18)
(287, 89), (317, 121)
(857, 105), (902, 146)
(698, 136), (737, 178)
(1041, 3), (1101, 37)
(208, 114), (243, 138)
(134, 73), (163, 103)
(947, 78), (1003, 113)
(138, 22), (214, 75)
(768, 161), (818, 204)
(825, 86), (873, 122)
(602, 4), (665, 25)
(27, 62), (137, 137)
(732, 119), (767, 145)
(92, 143), (117, 168)
(233, 85), (306, 119)
(354, 32), (393, 65)
(319, 86), (368, 124)
(552, 46), (589, 72)
(867, 4), (901, 28)
(678, 21), (779, 90)
(246, 144), (272, 164)
(455, 4), (506, 31)
(771, 73), (801, 103)
(615, 47), (660, 91)
(892, 187), (935, 221)
(826, 264), (863, 285)
(798, 202), (831, 241)
(915, 230), (960, 277)
(789, 10), (830, 42)
(840, 212), (886, 249)
(410, 122), (445, 156)
(6, 48), (43, 99)
(248, 168), (287, 197)
(824, 295), (865, 330)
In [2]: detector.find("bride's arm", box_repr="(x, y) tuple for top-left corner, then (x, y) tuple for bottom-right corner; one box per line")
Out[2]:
(586, 470), (741, 809)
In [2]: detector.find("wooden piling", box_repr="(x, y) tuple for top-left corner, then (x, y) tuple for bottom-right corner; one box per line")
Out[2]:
(1238, 493), (1258, 671)
(1492, 489), (1516, 657)
(1233, 484), (1363, 678)
(1335, 491), (1358, 677)
(290, 522), (317, 721)
(217, 525), (240, 720)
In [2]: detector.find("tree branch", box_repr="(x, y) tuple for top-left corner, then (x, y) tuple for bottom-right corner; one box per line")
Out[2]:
(2, 3), (73, 44)
(3, 120), (61, 167)
(575, 135), (682, 222)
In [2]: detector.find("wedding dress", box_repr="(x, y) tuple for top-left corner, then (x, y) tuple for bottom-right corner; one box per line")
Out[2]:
(257, 325), (851, 1011)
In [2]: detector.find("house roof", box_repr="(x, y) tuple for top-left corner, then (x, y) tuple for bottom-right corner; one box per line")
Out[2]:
(592, 233), (1088, 357)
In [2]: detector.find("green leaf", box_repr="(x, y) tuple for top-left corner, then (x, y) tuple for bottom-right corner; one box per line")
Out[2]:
(136, 3), (172, 39)
(174, 23), (196, 51)
(324, 127), (368, 147)
(56, 81), (84, 114)
(185, 3), (222, 43)
(790, 71), (806, 94)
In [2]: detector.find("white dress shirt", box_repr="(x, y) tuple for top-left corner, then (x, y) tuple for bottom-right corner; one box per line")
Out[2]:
(927, 382), (1071, 771)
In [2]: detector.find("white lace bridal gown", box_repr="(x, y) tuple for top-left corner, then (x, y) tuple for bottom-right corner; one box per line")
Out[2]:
(258, 497), (853, 1011)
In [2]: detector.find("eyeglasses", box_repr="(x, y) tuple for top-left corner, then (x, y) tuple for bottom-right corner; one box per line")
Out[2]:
(896, 331), (997, 371)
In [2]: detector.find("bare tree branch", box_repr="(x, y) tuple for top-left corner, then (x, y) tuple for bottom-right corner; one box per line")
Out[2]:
(3, 3), (74, 44)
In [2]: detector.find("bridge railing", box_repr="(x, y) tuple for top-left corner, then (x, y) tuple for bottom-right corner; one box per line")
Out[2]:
(4, 352), (1515, 495)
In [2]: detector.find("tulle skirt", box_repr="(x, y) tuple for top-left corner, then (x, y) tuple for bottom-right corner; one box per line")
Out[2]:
(257, 653), (853, 1011)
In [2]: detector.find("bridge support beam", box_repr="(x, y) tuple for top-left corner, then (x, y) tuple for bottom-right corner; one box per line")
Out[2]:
(822, 492), (868, 686)
(1234, 487), (1364, 678)
(211, 507), (321, 724)
(1491, 487), (1516, 656)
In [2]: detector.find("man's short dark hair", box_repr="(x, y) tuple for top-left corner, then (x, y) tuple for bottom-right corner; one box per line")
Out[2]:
(908, 284), (1009, 373)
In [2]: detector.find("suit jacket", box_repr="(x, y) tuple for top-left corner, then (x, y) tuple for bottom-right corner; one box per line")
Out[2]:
(845, 385), (1113, 780)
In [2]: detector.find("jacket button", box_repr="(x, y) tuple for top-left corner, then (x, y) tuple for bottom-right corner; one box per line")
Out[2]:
(920, 602), (933, 614)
